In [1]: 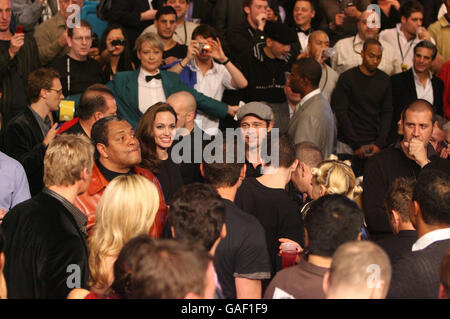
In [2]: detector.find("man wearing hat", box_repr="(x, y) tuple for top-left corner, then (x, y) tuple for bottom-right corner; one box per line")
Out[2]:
(237, 21), (299, 104)
(236, 101), (274, 178)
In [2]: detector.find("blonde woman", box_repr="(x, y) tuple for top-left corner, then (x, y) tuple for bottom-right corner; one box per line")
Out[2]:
(67, 174), (160, 299)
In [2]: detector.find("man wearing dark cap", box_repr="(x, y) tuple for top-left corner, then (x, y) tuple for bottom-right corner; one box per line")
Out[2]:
(287, 57), (336, 159)
(237, 101), (274, 178)
(237, 21), (299, 104)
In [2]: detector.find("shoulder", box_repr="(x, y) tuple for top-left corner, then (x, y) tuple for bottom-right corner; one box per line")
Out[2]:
(66, 288), (90, 299)
(334, 36), (352, 48)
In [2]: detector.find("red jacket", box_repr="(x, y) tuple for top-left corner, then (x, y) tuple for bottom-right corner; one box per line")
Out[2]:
(75, 163), (168, 238)
(438, 60), (450, 121)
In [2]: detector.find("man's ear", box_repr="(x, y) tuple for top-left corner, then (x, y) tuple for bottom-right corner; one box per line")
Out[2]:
(243, 6), (251, 16)
(291, 159), (299, 172)
(409, 200), (421, 226)
(356, 231), (362, 241)
(187, 111), (195, 122)
(267, 121), (274, 133)
(0, 252), (4, 272)
(93, 111), (103, 121)
(319, 184), (328, 197)
(240, 164), (247, 180)
(220, 224), (227, 239)
(97, 143), (108, 159)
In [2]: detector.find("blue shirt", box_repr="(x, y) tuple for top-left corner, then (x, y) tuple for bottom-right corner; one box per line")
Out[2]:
(0, 151), (31, 211)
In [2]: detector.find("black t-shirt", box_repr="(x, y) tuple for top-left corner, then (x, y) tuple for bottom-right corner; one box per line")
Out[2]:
(62, 121), (88, 137)
(163, 43), (188, 61)
(214, 199), (272, 299)
(49, 55), (106, 97)
(234, 177), (305, 277)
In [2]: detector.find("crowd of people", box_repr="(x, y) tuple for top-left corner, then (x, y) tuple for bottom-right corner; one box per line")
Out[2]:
(0, 0), (449, 299)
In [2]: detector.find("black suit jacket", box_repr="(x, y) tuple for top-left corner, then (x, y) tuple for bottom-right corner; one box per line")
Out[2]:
(2, 192), (89, 298)
(389, 69), (444, 144)
(3, 107), (46, 196)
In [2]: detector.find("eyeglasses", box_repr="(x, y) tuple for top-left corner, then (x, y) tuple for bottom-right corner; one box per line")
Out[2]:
(48, 88), (63, 95)
(72, 36), (92, 42)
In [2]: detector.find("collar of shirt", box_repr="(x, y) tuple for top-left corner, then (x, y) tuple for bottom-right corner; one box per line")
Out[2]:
(42, 187), (88, 237)
(299, 88), (321, 107)
(412, 67), (432, 91)
(138, 68), (162, 87)
(188, 58), (219, 75)
(29, 106), (52, 136)
(412, 227), (450, 252)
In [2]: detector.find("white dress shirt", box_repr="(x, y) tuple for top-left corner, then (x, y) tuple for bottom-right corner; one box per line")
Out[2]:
(299, 88), (321, 108)
(138, 69), (166, 114)
(412, 228), (450, 252)
(412, 68), (434, 105)
(297, 32), (309, 52)
(331, 33), (402, 75)
(379, 23), (435, 71)
(191, 59), (235, 135)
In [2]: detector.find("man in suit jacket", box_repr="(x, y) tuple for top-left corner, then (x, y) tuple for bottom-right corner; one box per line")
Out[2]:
(107, 32), (238, 128)
(287, 57), (336, 159)
(269, 77), (300, 134)
(3, 68), (61, 196)
(389, 40), (445, 144)
(2, 134), (94, 298)
(388, 169), (450, 299)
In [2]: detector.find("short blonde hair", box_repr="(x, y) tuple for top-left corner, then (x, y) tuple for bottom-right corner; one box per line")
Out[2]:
(135, 32), (164, 52)
(311, 157), (362, 200)
(88, 174), (160, 290)
(43, 134), (94, 187)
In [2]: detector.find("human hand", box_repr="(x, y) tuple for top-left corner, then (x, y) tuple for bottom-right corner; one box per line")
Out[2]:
(0, 208), (6, 224)
(88, 47), (100, 58)
(335, 13), (346, 26)
(164, 56), (179, 65)
(256, 12), (268, 31)
(344, 6), (361, 19)
(390, 0), (401, 10)
(266, 7), (277, 21)
(354, 146), (367, 159)
(368, 144), (381, 157)
(208, 38), (227, 62)
(227, 105), (240, 117)
(186, 40), (200, 61)
(296, 51), (309, 60)
(9, 32), (25, 58)
(43, 123), (59, 146)
(403, 138), (429, 167)
(417, 27), (431, 41)
(278, 238), (303, 264)
(440, 146), (449, 159)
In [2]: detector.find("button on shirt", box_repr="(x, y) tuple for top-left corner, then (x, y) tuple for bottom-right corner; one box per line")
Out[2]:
(138, 69), (166, 114)
(412, 69), (434, 105)
(412, 228), (450, 252)
(331, 33), (402, 75)
(191, 60), (235, 134)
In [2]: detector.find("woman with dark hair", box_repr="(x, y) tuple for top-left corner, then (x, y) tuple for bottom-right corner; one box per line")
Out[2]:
(136, 102), (184, 204)
(97, 24), (135, 80)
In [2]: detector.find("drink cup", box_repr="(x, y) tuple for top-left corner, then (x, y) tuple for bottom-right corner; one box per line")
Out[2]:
(281, 242), (298, 268)
(16, 25), (24, 34)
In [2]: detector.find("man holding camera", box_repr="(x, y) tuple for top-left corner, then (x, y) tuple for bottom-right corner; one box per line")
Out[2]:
(169, 24), (247, 134)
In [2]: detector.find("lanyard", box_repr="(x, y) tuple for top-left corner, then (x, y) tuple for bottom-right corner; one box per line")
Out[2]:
(66, 56), (71, 96)
(397, 30), (415, 63)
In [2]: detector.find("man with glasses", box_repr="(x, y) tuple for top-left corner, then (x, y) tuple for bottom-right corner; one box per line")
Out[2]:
(34, 0), (85, 66)
(3, 68), (63, 196)
(49, 20), (105, 100)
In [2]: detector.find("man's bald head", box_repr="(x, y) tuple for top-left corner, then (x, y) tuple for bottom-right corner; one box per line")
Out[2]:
(308, 30), (328, 44)
(167, 91), (197, 131)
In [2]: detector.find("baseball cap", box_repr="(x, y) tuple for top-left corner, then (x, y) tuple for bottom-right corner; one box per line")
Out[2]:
(264, 21), (297, 45)
(237, 102), (274, 121)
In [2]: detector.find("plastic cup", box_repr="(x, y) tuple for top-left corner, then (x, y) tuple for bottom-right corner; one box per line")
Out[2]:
(16, 25), (24, 34)
(281, 242), (298, 268)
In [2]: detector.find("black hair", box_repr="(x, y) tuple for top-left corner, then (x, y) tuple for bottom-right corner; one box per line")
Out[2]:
(169, 183), (226, 251)
(192, 24), (218, 41)
(77, 84), (115, 120)
(399, 0), (424, 19)
(292, 57), (322, 87)
(99, 24), (134, 77)
(91, 115), (125, 158)
(414, 40), (438, 60)
(156, 6), (177, 20)
(304, 194), (364, 257)
(362, 38), (382, 51)
(412, 169), (450, 225)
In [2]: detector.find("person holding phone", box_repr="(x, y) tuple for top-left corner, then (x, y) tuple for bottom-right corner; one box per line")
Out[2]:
(97, 24), (135, 80)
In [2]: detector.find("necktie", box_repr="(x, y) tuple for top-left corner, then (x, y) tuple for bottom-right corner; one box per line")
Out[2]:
(145, 73), (162, 82)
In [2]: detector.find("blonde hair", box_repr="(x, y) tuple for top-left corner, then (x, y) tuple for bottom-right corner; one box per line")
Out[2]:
(44, 134), (94, 187)
(311, 155), (363, 200)
(88, 174), (160, 290)
(135, 32), (164, 52)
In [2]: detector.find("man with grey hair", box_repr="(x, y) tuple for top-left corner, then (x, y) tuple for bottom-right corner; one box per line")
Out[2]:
(2, 134), (94, 298)
(323, 241), (392, 299)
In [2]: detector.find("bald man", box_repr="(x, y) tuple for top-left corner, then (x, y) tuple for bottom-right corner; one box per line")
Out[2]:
(168, 91), (210, 184)
(306, 31), (339, 102)
(324, 241), (392, 299)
